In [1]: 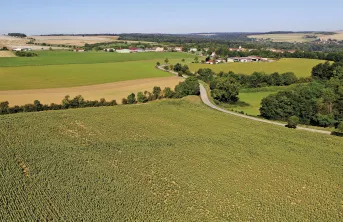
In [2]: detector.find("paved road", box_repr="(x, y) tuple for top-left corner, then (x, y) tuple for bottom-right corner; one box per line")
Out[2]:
(157, 65), (332, 135)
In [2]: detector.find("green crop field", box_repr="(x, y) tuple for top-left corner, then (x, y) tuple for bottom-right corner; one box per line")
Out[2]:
(0, 98), (342, 221)
(0, 51), (195, 67)
(0, 60), (175, 90)
(0, 51), (194, 90)
(188, 58), (327, 77)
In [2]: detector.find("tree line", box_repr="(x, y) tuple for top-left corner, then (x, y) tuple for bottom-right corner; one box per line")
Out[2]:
(8, 33), (27, 38)
(15, 51), (38, 57)
(260, 62), (343, 129)
(0, 77), (200, 116)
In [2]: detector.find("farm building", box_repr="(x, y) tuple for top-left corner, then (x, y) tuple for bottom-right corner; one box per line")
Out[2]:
(230, 56), (265, 62)
(155, 47), (164, 52)
(174, 47), (183, 52)
(117, 49), (131, 53)
(227, 58), (235, 63)
(73, 48), (85, 52)
(189, 48), (198, 52)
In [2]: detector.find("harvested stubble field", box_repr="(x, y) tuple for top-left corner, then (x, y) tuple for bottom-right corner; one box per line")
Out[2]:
(188, 58), (326, 77)
(0, 51), (15, 57)
(0, 97), (342, 221)
(0, 76), (183, 106)
(32, 35), (120, 46)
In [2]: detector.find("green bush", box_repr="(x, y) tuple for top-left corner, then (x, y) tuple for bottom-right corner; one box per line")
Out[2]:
(287, 116), (299, 129)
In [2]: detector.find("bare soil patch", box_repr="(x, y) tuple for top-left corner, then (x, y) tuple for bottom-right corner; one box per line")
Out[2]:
(0, 76), (183, 106)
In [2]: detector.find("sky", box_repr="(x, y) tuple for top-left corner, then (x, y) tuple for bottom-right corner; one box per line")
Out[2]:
(1, 0), (342, 35)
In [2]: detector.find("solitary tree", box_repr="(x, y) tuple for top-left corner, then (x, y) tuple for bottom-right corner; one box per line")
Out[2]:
(156, 62), (160, 67)
(165, 58), (169, 64)
(194, 57), (199, 63)
(127, 93), (137, 104)
(181, 59), (185, 62)
(287, 116), (299, 129)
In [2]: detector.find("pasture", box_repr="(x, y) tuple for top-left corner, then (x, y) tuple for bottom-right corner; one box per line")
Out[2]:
(188, 58), (326, 77)
(1, 98), (342, 221)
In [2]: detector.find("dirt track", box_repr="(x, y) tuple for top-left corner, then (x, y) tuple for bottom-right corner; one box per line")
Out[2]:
(0, 76), (183, 105)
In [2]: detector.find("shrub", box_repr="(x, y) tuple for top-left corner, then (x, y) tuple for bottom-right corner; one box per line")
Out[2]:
(122, 98), (128, 105)
(137, 92), (148, 103)
(127, 93), (137, 104)
(287, 116), (299, 129)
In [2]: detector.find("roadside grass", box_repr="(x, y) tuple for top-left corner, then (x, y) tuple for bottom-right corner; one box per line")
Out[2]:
(0, 51), (196, 67)
(188, 58), (327, 77)
(0, 99), (342, 221)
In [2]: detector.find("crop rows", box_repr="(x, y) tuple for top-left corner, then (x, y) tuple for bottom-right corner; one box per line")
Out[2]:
(0, 98), (342, 220)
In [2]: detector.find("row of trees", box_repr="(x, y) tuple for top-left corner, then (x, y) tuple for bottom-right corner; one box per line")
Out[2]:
(260, 62), (343, 128)
(0, 96), (117, 115)
(0, 77), (200, 116)
(122, 77), (200, 104)
(15, 51), (38, 57)
(197, 68), (301, 89)
(8, 33), (26, 38)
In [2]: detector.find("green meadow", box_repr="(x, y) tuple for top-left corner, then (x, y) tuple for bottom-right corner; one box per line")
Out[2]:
(0, 51), (195, 67)
(1, 98), (342, 221)
(188, 58), (327, 77)
(0, 51), (194, 90)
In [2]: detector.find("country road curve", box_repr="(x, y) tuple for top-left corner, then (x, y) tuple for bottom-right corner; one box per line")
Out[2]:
(199, 83), (331, 135)
(156, 65), (332, 135)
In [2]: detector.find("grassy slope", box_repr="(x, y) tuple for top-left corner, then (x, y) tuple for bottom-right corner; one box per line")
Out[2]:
(188, 58), (326, 77)
(0, 51), (195, 67)
(0, 98), (342, 221)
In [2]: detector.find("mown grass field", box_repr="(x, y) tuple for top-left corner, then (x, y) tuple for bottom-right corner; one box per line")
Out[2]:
(0, 51), (194, 90)
(0, 51), (195, 67)
(0, 98), (342, 221)
(221, 85), (301, 116)
(188, 58), (326, 77)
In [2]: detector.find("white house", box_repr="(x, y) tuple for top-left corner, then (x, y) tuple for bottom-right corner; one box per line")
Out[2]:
(12, 48), (22, 51)
(227, 58), (234, 63)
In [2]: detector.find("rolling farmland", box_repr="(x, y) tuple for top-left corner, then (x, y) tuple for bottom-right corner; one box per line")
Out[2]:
(248, 31), (343, 43)
(0, 51), (195, 67)
(188, 58), (326, 77)
(1, 98), (342, 221)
